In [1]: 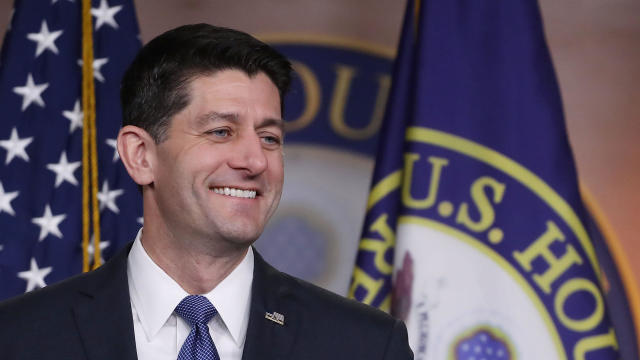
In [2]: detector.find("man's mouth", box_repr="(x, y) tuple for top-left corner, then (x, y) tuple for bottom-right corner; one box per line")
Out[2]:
(210, 187), (257, 199)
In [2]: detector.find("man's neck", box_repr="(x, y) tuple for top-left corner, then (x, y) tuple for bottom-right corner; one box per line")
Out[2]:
(139, 227), (249, 295)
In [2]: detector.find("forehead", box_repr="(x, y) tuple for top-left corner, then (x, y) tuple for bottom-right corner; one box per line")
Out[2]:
(183, 70), (282, 118)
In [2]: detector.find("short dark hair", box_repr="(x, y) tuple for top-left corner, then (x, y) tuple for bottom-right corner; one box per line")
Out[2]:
(120, 23), (292, 143)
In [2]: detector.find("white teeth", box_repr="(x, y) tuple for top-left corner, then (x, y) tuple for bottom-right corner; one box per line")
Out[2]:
(211, 187), (256, 199)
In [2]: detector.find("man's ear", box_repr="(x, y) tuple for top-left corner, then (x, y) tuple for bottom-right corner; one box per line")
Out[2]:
(117, 125), (156, 186)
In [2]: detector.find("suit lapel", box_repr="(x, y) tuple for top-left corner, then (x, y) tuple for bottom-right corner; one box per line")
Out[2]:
(72, 243), (138, 360)
(242, 250), (300, 360)
(68, 244), (298, 360)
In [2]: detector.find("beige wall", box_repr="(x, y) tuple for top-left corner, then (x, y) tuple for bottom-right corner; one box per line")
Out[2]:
(0, 0), (638, 290)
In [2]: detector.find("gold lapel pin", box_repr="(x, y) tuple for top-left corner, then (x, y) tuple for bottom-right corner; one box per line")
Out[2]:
(265, 311), (285, 325)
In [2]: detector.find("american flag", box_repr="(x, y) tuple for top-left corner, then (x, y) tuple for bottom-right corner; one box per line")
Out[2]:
(0, 0), (142, 300)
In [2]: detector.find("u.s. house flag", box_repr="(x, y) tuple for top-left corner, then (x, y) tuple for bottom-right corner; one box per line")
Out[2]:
(351, 0), (636, 359)
(0, 0), (141, 300)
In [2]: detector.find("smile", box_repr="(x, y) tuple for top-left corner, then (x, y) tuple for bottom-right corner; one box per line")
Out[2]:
(211, 187), (257, 199)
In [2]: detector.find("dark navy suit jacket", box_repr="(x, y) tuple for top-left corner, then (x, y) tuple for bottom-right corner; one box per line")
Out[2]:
(0, 244), (413, 359)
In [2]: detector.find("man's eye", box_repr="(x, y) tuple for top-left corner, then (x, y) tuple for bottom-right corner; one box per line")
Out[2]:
(209, 129), (230, 137)
(261, 135), (281, 145)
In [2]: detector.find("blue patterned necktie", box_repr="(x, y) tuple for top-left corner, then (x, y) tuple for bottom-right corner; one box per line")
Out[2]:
(175, 295), (221, 360)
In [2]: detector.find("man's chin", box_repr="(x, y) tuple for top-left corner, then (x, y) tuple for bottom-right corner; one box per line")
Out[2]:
(214, 224), (264, 248)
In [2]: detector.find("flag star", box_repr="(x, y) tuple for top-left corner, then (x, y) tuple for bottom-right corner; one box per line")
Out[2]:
(62, 100), (83, 133)
(26, 20), (63, 57)
(105, 138), (118, 161)
(31, 204), (67, 241)
(17, 258), (52, 292)
(91, 0), (123, 30)
(77, 57), (109, 82)
(46, 151), (81, 187)
(97, 180), (124, 213)
(0, 127), (33, 164)
(137, 217), (144, 225)
(0, 181), (19, 216)
(12, 73), (49, 111)
(87, 236), (110, 265)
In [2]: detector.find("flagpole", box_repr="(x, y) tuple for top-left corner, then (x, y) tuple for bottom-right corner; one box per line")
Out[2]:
(81, 0), (101, 272)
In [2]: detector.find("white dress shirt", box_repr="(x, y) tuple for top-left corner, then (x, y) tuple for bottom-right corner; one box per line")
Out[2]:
(127, 229), (254, 360)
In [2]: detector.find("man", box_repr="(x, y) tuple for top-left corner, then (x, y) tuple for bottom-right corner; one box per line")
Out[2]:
(0, 24), (412, 360)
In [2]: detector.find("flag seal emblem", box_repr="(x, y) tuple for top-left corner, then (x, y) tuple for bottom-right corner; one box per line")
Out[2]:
(352, 0), (628, 357)
(450, 326), (514, 360)
(355, 125), (619, 358)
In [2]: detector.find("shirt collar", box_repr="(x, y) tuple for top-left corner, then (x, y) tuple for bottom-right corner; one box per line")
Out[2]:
(205, 246), (253, 347)
(127, 228), (254, 346)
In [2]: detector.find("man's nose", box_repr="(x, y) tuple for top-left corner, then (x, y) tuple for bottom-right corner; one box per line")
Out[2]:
(228, 133), (268, 175)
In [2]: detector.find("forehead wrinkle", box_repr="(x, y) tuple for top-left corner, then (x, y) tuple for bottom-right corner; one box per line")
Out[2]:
(195, 111), (238, 127)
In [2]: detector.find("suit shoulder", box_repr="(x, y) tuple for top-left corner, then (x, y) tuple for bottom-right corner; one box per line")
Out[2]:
(0, 259), (116, 320)
(0, 271), (87, 316)
(276, 270), (397, 328)
(263, 269), (413, 359)
(0, 242), (130, 319)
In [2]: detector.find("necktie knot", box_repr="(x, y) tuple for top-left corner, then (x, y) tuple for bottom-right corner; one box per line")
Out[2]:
(175, 295), (218, 326)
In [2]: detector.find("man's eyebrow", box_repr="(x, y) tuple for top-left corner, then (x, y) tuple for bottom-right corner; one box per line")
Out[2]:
(196, 112), (285, 133)
(257, 117), (285, 133)
(195, 111), (238, 127)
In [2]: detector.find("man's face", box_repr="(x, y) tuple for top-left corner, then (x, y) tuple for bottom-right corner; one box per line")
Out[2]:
(150, 70), (284, 250)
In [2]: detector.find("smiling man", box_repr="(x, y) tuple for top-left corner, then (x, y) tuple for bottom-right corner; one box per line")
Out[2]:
(0, 24), (412, 360)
